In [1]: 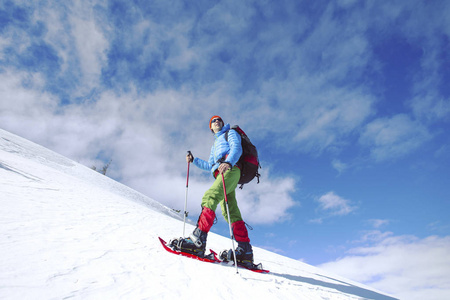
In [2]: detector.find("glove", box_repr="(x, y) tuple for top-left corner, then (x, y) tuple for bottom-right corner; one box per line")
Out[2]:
(186, 151), (194, 163)
(218, 162), (232, 174)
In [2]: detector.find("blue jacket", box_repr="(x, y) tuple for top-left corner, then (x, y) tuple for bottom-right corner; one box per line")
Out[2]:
(193, 123), (242, 177)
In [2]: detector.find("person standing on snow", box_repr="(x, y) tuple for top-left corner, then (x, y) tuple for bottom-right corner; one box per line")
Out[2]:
(174, 115), (253, 265)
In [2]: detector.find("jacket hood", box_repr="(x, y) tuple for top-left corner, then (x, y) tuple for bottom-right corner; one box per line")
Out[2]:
(214, 123), (230, 137)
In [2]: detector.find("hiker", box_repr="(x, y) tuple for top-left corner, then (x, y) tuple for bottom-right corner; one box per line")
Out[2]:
(175, 115), (253, 265)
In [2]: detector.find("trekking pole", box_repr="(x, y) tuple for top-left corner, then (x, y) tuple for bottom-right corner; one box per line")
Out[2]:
(221, 172), (239, 274)
(183, 151), (192, 237)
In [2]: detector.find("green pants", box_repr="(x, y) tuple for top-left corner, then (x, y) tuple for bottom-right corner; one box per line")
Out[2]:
(201, 166), (243, 224)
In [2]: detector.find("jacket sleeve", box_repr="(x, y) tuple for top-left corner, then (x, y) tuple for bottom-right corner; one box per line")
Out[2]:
(193, 145), (215, 171)
(224, 129), (242, 167)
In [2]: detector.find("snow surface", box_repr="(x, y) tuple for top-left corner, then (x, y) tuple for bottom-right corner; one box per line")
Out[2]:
(0, 128), (398, 300)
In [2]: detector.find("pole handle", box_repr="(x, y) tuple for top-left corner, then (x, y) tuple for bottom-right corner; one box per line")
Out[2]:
(186, 151), (192, 187)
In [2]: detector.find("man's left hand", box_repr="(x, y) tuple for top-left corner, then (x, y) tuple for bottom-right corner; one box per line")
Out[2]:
(218, 163), (232, 174)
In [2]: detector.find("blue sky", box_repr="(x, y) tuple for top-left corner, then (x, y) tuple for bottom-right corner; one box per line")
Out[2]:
(1, 0), (449, 298)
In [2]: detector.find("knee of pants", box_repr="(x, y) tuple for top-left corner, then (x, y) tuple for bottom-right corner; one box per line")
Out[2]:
(220, 195), (242, 224)
(201, 186), (222, 211)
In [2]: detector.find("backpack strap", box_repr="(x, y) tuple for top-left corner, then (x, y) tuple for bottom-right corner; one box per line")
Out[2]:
(225, 125), (240, 141)
(224, 129), (231, 141)
(222, 129), (242, 169)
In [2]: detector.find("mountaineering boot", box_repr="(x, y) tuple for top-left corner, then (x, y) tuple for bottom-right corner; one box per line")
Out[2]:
(219, 220), (253, 265)
(220, 241), (253, 266)
(232, 220), (253, 264)
(189, 226), (207, 248)
(172, 227), (208, 257)
(235, 241), (253, 265)
(169, 207), (214, 257)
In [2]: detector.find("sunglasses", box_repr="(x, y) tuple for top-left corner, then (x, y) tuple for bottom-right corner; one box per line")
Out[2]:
(211, 118), (222, 124)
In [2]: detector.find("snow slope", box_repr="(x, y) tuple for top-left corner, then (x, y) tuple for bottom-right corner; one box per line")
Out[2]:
(0, 128), (397, 300)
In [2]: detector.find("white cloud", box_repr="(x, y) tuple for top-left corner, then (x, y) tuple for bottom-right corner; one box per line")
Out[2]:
(316, 191), (356, 217)
(319, 234), (450, 300)
(237, 168), (298, 225)
(367, 219), (390, 229)
(331, 159), (348, 175)
(410, 92), (450, 124)
(428, 221), (450, 234)
(252, 79), (375, 154)
(309, 218), (324, 225)
(2, 0), (448, 163)
(0, 68), (299, 226)
(406, 22), (450, 126)
(359, 114), (431, 162)
(356, 230), (394, 244)
(69, 4), (109, 90)
(1, 0), (449, 232)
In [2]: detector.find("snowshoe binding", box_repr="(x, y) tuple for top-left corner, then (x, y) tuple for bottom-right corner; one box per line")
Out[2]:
(219, 242), (263, 270)
(168, 227), (210, 258)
